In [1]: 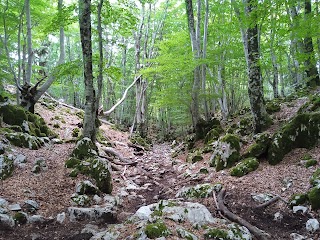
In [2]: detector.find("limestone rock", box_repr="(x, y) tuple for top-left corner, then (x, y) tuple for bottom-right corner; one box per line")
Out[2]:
(23, 200), (39, 213)
(0, 213), (15, 229)
(68, 205), (117, 223)
(56, 212), (66, 224)
(306, 218), (319, 233)
(14, 154), (27, 167)
(71, 137), (98, 160)
(176, 228), (198, 240)
(230, 157), (259, 177)
(76, 180), (99, 195)
(186, 151), (203, 163)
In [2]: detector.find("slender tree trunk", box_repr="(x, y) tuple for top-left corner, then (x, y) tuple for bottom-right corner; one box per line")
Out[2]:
(185, 0), (201, 131)
(79, 0), (97, 141)
(245, 0), (270, 133)
(202, 0), (209, 121)
(25, 0), (32, 85)
(303, 0), (320, 86)
(270, 24), (279, 98)
(96, 0), (104, 111)
(58, 0), (65, 65)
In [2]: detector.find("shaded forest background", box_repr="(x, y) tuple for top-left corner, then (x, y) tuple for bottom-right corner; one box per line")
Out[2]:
(0, 0), (319, 139)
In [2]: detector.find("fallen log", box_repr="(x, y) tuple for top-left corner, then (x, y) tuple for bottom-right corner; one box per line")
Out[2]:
(215, 188), (271, 240)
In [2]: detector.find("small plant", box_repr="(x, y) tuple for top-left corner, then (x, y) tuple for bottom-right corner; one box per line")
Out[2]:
(145, 220), (170, 239)
(230, 157), (259, 177)
(72, 128), (80, 137)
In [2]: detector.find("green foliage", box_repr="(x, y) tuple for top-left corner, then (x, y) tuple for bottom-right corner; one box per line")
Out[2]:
(145, 220), (170, 239)
(204, 228), (229, 240)
(289, 193), (308, 208)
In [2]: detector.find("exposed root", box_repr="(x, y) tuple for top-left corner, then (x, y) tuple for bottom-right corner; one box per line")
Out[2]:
(215, 188), (271, 240)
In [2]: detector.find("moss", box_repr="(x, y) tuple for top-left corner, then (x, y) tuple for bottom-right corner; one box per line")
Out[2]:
(69, 168), (79, 178)
(53, 123), (60, 128)
(9, 125), (23, 132)
(268, 113), (320, 165)
(65, 157), (81, 168)
(13, 212), (28, 224)
(210, 134), (240, 171)
(204, 228), (229, 240)
(0, 105), (28, 126)
(5, 132), (44, 150)
(242, 133), (271, 159)
(76, 111), (84, 119)
(308, 186), (320, 210)
(130, 134), (151, 151)
(72, 128), (80, 138)
(289, 193), (308, 208)
(310, 168), (320, 187)
(199, 167), (209, 174)
(0, 155), (14, 180)
(145, 220), (170, 239)
(204, 129), (220, 144)
(71, 138), (98, 160)
(187, 151), (203, 163)
(305, 159), (317, 168)
(230, 157), (259, 177)
(266, 101), (281, 114)
(71, 194), (90, 206)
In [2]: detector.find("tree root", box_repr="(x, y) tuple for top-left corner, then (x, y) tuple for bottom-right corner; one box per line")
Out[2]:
(215, 188), (271, 240)
(255, 195), (288, 209)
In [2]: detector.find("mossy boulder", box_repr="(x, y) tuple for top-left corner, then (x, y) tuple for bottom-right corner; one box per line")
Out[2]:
(186, 150), (203, 163)
(65, 157), (81, 168)
(74, 158), (113, 194)
(237, 117), (253, 136)
(71, 194), (90, 207)
(298, 95), (320, 113)
(268, 113), (320, 165)
(210, 134), (240, 171)
(230, 157), (259, 177)
(0, 104), (54, 138)
(196, 117), (223, 140)
(242, 133), (271, 159)
(308, 186), (320, 210)
(13, 212), (28, 224)
(185, 133), (196, 150)
(5, 132), (46, 150)
(71, 138), (98, 160)
(266, 101), (281, 114)
(145, 220), (170, 239)
(204, 228), (229, 240)
(289, 193), (308, 208)
(130, 134), (151, 151)
(204, 129), (220, 144)
(0, 155), (14, 180)
(305, 159), (317, 168)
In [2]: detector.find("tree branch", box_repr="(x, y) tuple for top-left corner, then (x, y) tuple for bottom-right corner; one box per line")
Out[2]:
(103, 74), (142, 115)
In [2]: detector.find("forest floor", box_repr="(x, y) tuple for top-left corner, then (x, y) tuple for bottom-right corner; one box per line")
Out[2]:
(1, 97), (320, 240)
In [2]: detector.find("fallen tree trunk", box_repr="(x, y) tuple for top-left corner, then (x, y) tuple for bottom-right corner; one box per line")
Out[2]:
(215, 188), (271, 240)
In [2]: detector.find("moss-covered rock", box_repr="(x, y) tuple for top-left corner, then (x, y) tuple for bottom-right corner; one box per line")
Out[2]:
(267, 113), (320, 165)
(204, 129), (220, 144)
(242, 133), (271, 159)
(230, 157), (259, 177)
(186, 150), (203, 163)
(298, 95), (320, 113)
(145, 220), (170, 239)
(13, 212), (28, 224)
(0, 155), (14, 180)
(308, 186), (320, 210)
(195, 117), (223, 140)
(310, 168), (320, 187)
(72, 158), (113, 194)
(0, 105), (27, 126)
(289, 193), (308, 208)
(210, 134), (240, 171)
(130, 134), (151, 151)
(266, 101), (281, 114)
(305, 159), (317, 168)
(71, 138), (98, 160)
(204, 228), (229, 240)
(237, 116), (253, 136)
(71, 194), (90, 207)
(5, 132), (45, 150)
(65, 157), (81, 168)
(176, 183), (222, 199)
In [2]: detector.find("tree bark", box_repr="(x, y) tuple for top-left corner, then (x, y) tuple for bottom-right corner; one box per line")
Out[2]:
(25, 0), (33, 85)
(79, 0), (97, 142)
(58, 0), (65, 65)
(303, 0), (320, 87)
(245, 0), (270, 133)
(96, 0), (104, 111)
(185, 0), (201, 131)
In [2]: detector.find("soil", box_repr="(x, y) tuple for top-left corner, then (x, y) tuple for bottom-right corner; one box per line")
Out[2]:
(1, 97), (320, 240)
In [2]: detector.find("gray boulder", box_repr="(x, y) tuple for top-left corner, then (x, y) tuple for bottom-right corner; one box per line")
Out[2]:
(0, 213), (15, 229)
(76, 180), (99, 195)
(68, 204), (117, 223)
(0, 155), (14, 180)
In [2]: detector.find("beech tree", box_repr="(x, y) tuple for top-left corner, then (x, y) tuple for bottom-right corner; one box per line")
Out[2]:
(244, 0), (270, 133)
(79, 0), (97, 141)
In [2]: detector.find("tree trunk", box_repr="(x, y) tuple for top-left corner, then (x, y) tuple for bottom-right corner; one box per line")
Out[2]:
(185, 0), (201, 131)
(202, 0), (209, 121)
(58, 0), (65, 65)
(245, 0), (270, 133)
(96, 0), (104, 111)
(25, 0), (32, 85)
(79, 0), (97, 141)
(303, 0), (320, 87)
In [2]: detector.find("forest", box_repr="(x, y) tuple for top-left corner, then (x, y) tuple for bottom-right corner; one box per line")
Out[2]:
(0, 0), (320, 239)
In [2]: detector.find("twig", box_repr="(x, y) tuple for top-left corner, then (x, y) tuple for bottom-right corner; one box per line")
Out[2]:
(255, 195), (288, 209)
(215, 188), (271, 240)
